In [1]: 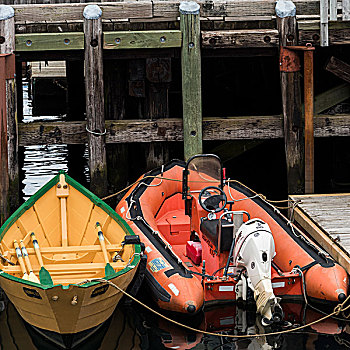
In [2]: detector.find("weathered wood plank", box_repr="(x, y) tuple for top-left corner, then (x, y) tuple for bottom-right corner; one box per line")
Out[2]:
(298, 20), (350, 31)
(304, 48), (315, 194)
(300, 27), (350, 46)
(314, 83), (350, 113)
(104, 30), (181, 49)
(330, 0), (338, 21)
(180, 2), (202, 160)
(201, 29), (279, 48)
(314, 114), (350, 137)
(343, 0), (350, 20)
(0, 5), (18, 224)
(290, 193), (350, 270)
(13, 2), (153, 22)
(143, 58), (171, 169)
(152, 0), (320, 21)
(16, 32), (84, 51)
(290, 203), (350, 273)
(326, 56), (350, 84)
(17, 114), (350, 146)
(10, 0), (321, 24)
(84, 5), (107, 197)
(277, 0), (304, 194)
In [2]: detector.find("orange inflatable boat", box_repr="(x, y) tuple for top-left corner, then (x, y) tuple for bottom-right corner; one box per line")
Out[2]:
(116, 154), (348, 322)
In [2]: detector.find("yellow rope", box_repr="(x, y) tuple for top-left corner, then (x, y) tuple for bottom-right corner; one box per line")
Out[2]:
(102, 175), (182, 201)
(82, 278), (350, 339)
(102, 175), (292, 208)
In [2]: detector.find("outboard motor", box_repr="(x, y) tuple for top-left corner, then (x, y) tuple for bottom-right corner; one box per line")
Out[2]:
(233, 218), (282, 326)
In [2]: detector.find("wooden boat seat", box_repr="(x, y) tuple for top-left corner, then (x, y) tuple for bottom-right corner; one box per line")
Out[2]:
(3, 262), (125, 275)
(200, 218), (233, 251)
(7, 244), (122, 256)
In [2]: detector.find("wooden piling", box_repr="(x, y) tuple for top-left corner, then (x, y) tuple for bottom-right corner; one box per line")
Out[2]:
(83, 5), (107, 197)
(66, 59), (86, 183)
(145, 57), (171, 168)
(104, 60), (129, 197)
(180, 1), (202, 160)
(0, 5), (18, 223)
(304, 49), (314, 193)
(276, 0), (304, 194)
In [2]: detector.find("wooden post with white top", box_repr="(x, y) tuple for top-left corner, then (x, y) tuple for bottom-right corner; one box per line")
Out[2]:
(276, 0), (304, 194)
(83, 4), (107, 197)
(180, 1), (202, 160)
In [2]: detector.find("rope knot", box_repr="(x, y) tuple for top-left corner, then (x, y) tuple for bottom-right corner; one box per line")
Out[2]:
(334, 304), (342, 316)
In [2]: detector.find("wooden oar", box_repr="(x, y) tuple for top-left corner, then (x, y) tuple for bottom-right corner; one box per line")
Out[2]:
(30, 232), (53, 286)
(13, 240), (29, 280)
(96, 222), (114, 276)
(20, 240), (40, 284)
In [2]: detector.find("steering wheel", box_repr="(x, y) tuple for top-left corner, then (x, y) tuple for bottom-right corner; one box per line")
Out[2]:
(198, 186), (227, 213)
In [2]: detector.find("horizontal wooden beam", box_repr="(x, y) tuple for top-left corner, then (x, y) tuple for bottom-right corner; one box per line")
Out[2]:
(13, 2), (153, 23)
(18, 114), (350, 146)
(104, 30), (181, 49)
(15, 30), (181, 52)
(314, 83), (350, 113)
(326, 56), (350, 84)
(16, 32), (84, 51)
(11, 1), (320, 24)
(299, 20), (350, 45)
(201, 29), (279, 48)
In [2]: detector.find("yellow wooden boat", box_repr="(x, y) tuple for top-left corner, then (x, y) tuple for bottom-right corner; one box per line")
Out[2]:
(0, 171), (141, 334)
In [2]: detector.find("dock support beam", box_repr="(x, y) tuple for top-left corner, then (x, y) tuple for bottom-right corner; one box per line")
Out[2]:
(180, 1), (202, 160)
(145, 57), (171, 168)
(104, 60), (129, 198)
(83, 5), (107, 197)
(304, 48), (314, 193)
(0, 5), (18, 224)
(276, 0), (304, 194)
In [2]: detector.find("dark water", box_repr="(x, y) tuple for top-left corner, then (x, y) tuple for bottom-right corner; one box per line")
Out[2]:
(1, 296), (350, 350)
(1, 79), (349, 349)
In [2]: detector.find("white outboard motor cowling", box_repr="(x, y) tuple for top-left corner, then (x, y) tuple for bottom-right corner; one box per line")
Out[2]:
(233, 218), (280, 324)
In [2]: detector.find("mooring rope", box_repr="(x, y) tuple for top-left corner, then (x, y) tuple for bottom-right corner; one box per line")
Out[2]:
(102, 175), (291, 210)
(79, 278), (350, 339)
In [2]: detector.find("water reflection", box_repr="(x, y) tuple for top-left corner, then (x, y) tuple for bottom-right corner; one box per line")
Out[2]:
(6, 75), (349, 350)
(22, 82), (69, 201)
(0, 298), (349, 350)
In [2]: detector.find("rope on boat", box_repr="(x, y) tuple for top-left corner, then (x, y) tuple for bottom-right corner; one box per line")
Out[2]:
(80, 278), (350, 339)
(102, 175), (292, 210)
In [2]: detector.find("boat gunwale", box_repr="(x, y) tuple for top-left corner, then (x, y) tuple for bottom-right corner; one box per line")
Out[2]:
(0, 170), (141, 289)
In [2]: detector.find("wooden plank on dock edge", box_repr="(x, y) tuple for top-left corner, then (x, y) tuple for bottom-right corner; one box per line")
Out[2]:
(290, 201), (350, 273)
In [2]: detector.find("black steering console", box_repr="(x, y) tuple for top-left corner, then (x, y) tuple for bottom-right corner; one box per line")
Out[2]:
(198, 186), (227, 213)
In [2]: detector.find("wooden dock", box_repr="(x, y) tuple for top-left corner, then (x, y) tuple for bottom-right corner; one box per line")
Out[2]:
(290, 193), (350, 272)
(2, 0), (350, 223)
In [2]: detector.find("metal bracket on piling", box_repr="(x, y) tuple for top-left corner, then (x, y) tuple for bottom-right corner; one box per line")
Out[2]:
(279, 46), (300, 72)
(279, 43), (315, 72)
